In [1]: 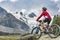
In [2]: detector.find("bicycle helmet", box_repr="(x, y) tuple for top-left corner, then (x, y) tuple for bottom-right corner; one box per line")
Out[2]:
(42, 7), (47, 11)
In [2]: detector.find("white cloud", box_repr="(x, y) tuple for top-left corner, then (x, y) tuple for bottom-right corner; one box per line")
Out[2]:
(50, 0), (60, 14)
(10, 0), (19, 2)
(57, 3), (60, 12)
(0, 0), (19, 3)
(50, 0), (59, 2)
(0, 0), (5, 2)
(58, 9), (60, 12)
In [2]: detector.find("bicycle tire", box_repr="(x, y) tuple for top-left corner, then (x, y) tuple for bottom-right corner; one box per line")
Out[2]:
(48, 24), (59, 38)
(31, 27), (42, 39)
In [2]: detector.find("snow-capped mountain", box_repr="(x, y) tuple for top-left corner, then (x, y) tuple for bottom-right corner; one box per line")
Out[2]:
(11, 9), (41, 31)
(0, 7), (30, 34)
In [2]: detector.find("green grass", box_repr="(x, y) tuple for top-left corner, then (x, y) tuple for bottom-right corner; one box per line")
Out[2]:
(0, 35), (38, 40)
(0, 35), (22, 40)
(53, 16), (60, 25)
(0, 36), (17, 40)
(0, 38), (16, 40)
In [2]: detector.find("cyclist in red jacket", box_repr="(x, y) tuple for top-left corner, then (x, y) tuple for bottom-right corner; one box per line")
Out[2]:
(36, 7), (51, 25)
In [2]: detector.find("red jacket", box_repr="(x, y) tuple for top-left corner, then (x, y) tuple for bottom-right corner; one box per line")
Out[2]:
(36, 11), (51, 21)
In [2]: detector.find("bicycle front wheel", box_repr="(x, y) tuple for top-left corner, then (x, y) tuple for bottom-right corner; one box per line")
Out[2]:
(31, 27), (42, 39)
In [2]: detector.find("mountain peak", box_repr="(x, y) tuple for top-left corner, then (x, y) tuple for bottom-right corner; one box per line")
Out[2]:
(0, 7), (8, 15)
(0, 7), (5, 11)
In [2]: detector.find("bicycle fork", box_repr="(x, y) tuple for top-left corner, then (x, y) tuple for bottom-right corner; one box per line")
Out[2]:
(36, 27), (41, 34)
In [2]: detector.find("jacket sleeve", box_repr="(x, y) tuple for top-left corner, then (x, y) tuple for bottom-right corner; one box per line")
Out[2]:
(36, 12), (44, 21)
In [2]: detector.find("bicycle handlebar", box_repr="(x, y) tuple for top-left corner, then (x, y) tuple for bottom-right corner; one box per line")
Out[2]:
(38, 20), (42, 22)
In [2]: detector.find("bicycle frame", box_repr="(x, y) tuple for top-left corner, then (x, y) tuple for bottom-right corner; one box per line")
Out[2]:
(38, 20), (49, 32)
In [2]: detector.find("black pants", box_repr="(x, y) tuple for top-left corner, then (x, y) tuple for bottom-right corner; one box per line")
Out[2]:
(43, 18), (51, 24)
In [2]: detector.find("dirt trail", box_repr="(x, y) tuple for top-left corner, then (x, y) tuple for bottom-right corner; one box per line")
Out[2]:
(19, 34), (60, 40)
(38, 35), (60, 40)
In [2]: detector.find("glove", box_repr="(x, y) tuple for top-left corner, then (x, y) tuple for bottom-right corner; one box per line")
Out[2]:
(36, 19), (38, 21)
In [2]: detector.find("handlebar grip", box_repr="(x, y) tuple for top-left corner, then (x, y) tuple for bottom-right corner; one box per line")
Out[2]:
(38, 20), (42, 22)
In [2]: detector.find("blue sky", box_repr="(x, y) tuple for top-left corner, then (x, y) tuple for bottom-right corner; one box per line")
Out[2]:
(0, 0), (60, 15)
